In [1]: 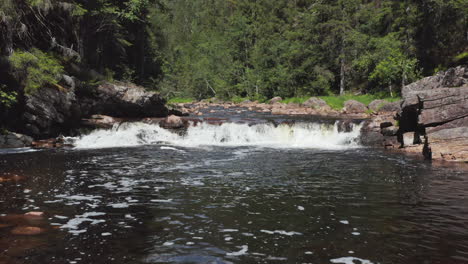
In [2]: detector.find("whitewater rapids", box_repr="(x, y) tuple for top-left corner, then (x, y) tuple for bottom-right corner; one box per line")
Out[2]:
(69, 121), (363, 150)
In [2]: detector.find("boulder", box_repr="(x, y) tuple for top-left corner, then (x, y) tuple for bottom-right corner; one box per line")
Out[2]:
(381, 126), (398, 136)
(23, 85), (80, 137)
(160, 115), (185, 129)
(302, 97), (330, 110)
(81, 115), (122, 129)
(80, 82), (168, 118)
(402, 66), (467, 98)
(368, 100), (388, 112)
(0, 132), (33, 148)
(378, 100), (401, 113)
(269, 97), (282, 104)
(343, 100), (367, 114)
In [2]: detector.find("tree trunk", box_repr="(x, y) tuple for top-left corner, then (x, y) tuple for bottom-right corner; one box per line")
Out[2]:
(401, 71), (407, 91)
(339, 57), (345, 95)
(389, 82), (393, 98)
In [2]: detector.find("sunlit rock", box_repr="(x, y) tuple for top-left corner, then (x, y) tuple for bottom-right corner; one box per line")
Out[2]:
(11, 226), (46, 236)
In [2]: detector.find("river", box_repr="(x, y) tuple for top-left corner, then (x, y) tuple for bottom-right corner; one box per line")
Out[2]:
(1, 111), (468, 264)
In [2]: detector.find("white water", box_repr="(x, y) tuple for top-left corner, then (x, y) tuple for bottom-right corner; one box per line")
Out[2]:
(70, 121), (363, 150)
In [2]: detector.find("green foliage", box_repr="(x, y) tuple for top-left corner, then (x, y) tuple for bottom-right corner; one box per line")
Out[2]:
(9, 49), (64, 94)
(0, 85), (17, 108)
(1, 0), (465, 102)
(454, 52), (468, 63)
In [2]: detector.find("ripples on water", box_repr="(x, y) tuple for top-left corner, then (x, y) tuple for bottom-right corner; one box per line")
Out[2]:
(1, 122), (468, 264)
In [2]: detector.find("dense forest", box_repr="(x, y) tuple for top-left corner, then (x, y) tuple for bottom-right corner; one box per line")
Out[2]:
(0, 0), (467, 106)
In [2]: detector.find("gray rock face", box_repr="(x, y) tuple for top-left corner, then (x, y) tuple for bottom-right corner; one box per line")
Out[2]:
(22, 82), (169, 138)
(343, 100), (367, 114)
(0, 132), (33, 148)
(23, 86), (80, 137)
(81, 82), (168, 118)
(375, 66), (468, 161)
(402, 66), (468, 98)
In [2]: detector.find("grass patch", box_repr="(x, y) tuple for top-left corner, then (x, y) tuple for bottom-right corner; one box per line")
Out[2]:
(230, 96), (250, 104)
(280, 97), (310, 104)
(167, 97), (195, 104)
(279, 94), (401, 110)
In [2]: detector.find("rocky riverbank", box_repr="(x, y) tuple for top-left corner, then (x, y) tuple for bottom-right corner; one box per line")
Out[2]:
(1, 80), (170, 148)
(362, 66), (467, 162)
(1, 66), (466, 162)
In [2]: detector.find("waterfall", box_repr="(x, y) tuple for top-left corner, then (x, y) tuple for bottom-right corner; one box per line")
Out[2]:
(69, 121), (363, 150)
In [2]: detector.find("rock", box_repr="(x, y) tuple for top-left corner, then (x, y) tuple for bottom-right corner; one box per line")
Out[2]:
(402, 132), (421, 146)
(23, 85), (80, 137)
(380, 122), (394, 129)
(383, 136), (400, 149)
(302, 97), (329, 110)
(24, 212), (44, 217)
(0, 132), (33, 148)
(382, 126), (398, 136)
(402, 66), (468, 98)
(0, 173), (25, 183)
(160, 115), (185, 129)
(11, 226), (45, 236)
(374, 66), (468, 161)
(61, 74), (76, 89)
(378, 100), (401, 113)
(32, 138), (71, 149)
(417, 86), (468, 126)
(360, 130), (384, 146)
(80, 82), (168, 118)
(269, 97), (282, 104)
(343, 100), (367, 114)
(368, 100), (388, 112)
(20, 81), (170, 138)
(426, 127), (468, 161)
(81, 115), (121, 129)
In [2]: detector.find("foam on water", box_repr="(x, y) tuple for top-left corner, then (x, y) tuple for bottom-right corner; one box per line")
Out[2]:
(70, 121), (363, 150)
(330, 257), (374, 264)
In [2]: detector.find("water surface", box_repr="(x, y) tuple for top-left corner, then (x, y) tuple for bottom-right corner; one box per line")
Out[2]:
(1, 118), (468, 264)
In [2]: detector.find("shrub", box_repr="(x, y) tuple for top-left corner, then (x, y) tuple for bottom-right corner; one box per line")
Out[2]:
(0, 85), (17, 108)
(9, 49), (64, 94)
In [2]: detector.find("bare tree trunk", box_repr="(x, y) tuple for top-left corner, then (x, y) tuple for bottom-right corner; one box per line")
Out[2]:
(339, 57), (345, 95)
(205, 79), (216, 96)
(401, 71), (406, 91)
(389, 82), (393, 98)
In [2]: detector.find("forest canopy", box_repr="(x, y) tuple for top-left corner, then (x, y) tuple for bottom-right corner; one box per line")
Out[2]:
(0, 0), (467, 101)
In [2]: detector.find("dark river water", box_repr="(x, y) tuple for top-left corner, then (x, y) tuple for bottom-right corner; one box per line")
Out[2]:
(1, 114), (468, 264)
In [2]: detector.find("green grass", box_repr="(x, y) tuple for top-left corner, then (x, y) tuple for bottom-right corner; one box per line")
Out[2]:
(167, 94), (401, 110)
(230, 96), (250, 104)
(167, 97), (196, 104)
(280, 96), (310, 104)
(280, 94), (401, 110)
